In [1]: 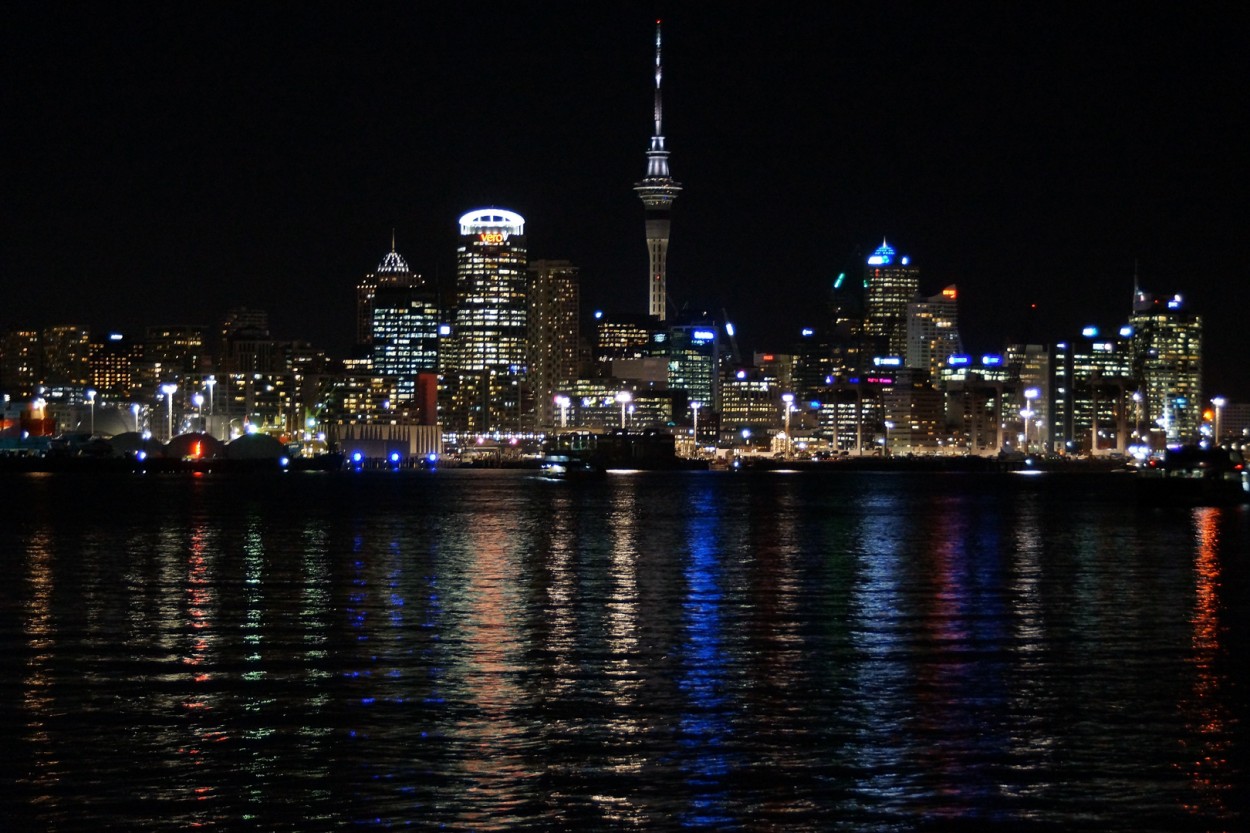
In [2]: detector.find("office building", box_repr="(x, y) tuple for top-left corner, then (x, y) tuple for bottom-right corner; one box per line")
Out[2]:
(906, 285), (963, 379)
(527, 260), (580, 429)
(443, 208), (528, 433)
(864, 240), (919, 360)
(356, 237), (422, 352)
(1129, 290), (1203, 444)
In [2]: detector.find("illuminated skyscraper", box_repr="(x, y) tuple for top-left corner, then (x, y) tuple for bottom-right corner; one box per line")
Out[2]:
(1130, 290), (1203, 444)
(905, 285), (963, 378)
(443, 208), (528, 433)
(356, 236), (422, 352)
(864, 240), (919, 359)
(634, 20), (681, 322)
(527, 260), (580, 429)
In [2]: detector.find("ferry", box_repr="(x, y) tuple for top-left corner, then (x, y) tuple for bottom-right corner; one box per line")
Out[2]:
(1137, 445), (1249, 506)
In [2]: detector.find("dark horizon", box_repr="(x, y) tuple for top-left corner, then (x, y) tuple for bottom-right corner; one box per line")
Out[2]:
(4, 4), (1246, 398)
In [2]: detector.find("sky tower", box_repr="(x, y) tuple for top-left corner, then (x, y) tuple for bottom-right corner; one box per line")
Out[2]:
(634, 20), (682, 322)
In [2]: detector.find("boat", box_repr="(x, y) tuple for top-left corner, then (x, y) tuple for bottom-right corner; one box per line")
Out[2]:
(1136, 445), (1250, 506)
(538, 453), (606, 480)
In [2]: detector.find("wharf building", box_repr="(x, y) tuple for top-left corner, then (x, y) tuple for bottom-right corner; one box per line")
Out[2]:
(634, 20), (681, 322)
(441, 208), (529, 434)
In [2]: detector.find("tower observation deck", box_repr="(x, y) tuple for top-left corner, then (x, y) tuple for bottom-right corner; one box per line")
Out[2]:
(633, 20), (682, 322)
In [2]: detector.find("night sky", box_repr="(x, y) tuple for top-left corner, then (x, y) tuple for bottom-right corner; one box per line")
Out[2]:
(4, 3), (1247, 398)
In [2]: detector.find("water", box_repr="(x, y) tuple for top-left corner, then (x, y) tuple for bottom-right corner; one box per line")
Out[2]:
(1, 468), (1246, 831)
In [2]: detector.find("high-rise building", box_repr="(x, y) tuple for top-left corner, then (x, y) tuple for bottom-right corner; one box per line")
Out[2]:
(594, 312), (655, 365)
(864, 240), (919, 360)
(371, 282), (440, 404)
(443, 208), (528, 433)
(41, 325), (91, 390)
(0, 330), (42, 399)
(527, 260), (580, 429)
(906, 285), (963, 379)
(1052, 329), (1132, 454)
(356, 237), (422, 353)
(1130, 290), (1202, 444)
(90, 332), (141, 399)
(634, 20), (681, 322)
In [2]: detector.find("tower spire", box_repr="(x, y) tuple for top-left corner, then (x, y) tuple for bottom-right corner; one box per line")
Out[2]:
(634, 19), (682, 322)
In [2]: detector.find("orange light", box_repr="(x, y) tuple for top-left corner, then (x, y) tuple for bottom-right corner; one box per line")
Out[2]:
(478, 231), (505, 244)
(942, 287), (957, 299)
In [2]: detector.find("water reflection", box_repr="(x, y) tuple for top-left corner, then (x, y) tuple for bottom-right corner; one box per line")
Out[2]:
(678, 480), (734, 827)
(1179, 507), (1233, 823)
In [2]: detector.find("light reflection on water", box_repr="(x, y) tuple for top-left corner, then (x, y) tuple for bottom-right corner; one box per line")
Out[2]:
(0, 470), (1246, 831)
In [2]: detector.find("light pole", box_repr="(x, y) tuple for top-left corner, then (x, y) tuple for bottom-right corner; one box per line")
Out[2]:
(781, 393), (794, 458)
(131, 402), (141, 434)
(161, 383), (178, 442)
(1023, 387), (1040, 454)
(883, 420), (894, 457)
(554, 395), (570, 428)
(691, 401), (701, 447)
(616, 391), (632, 430)
(1212, 396), (1226, 444)
(206, 376), (216, 416)
(86, 388), (96, 436)
(193, 393), (204, 432)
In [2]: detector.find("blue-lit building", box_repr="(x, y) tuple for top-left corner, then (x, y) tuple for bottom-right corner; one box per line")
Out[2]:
(864, 239), (919, 360)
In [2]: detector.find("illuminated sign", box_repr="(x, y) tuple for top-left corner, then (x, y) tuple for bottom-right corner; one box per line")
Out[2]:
(942, 287), (957, 299)
(693, 329), (716, 341)
(981, 354), (1003, 366)
(801, 328), (815, 337)
(948, 355), (971, 366)
(1082, 326), (1099, 337)
(479, 231), (506, 244)
(873, 356), (902, 367)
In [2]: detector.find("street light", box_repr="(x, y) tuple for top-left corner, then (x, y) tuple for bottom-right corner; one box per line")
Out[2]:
(1023, 387), (1040, 454)
(160, 383), (178, 442)
(131, 402), (141, 434)
(86, 388), (96, 436)
(193, 393), (204, 432)
(883, 420), (894, 457)
(781, 393), (794, 458)
(206, 376), (216, 416)
(690, 400), (702, 446)
(554, 395), (570, 428)
(615, 391), (632, 429)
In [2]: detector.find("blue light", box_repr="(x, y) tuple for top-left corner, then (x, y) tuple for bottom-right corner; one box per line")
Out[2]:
(352, 451), (363, 463)
(833, 272), (846, 289)
(594, 310), (604, 319)
(873, 356), (901, 367)
(390, 452), (401, 463)
(801, 328), (815, 337)
(948, 354), (971, 366)
(1082, 326), (1099, 338)
(900, 256), (910, 266)
(279, 457), (289, 468)
(981, 354), (1003, 366)
(867, 240), (895, 266)
(725, 322), (735, 337)
(692, 329), (716, 341)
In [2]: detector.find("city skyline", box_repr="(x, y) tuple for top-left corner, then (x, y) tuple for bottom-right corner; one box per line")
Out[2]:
(4, 4), (1246, 399)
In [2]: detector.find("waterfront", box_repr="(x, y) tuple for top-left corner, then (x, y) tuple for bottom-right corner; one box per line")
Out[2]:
(1, 469), (1246, 831)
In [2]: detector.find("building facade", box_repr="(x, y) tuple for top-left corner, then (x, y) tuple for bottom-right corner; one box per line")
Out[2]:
(442, 208), (528, 434)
